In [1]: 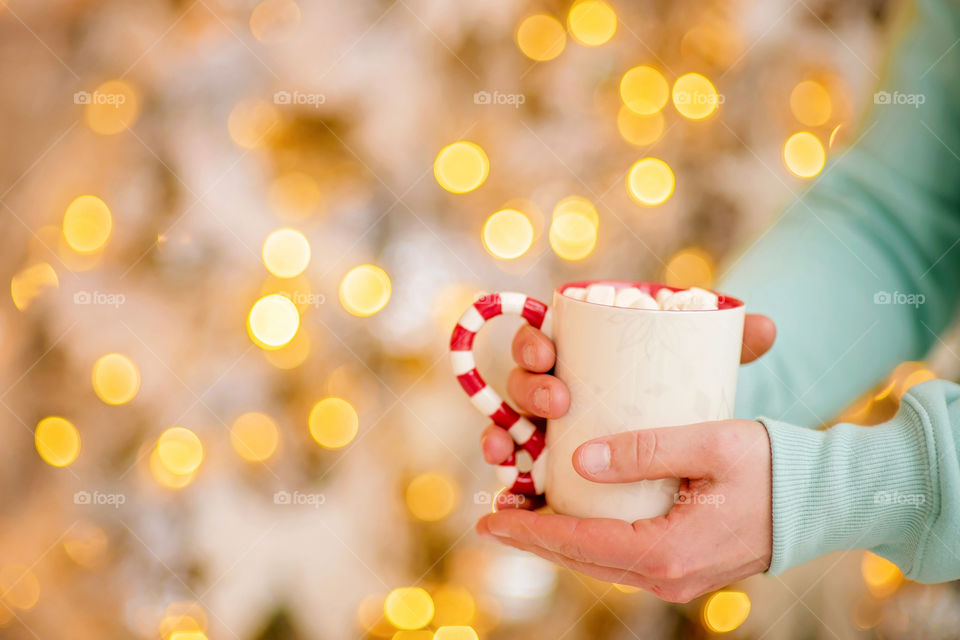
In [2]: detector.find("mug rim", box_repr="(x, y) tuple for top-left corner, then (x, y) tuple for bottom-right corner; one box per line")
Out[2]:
(555, 280), (745, 311)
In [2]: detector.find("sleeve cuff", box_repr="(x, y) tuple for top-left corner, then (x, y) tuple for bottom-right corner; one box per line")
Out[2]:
(758, 405), (936, 575)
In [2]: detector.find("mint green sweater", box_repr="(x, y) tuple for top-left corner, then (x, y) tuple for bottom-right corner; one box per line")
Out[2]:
(722, 0), (960, 579)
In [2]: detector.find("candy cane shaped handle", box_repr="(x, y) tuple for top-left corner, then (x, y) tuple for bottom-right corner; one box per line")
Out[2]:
(450, 292), (552, 495)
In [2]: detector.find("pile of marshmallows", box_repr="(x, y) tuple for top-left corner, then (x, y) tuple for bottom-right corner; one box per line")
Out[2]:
(564, 283), (719, 311)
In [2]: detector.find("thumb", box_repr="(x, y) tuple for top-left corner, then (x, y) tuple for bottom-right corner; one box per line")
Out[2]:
(572, 423), (722, 483)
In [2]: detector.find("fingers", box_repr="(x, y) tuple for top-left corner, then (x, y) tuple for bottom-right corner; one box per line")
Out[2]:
(507, 368), (570, 419)
(511, 325), (556, 373)
(741, 314), (776, 363)
(573, 422), (723, 482)
(480, 424), (515, 464)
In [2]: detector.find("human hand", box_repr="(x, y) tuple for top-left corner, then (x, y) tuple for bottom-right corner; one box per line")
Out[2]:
(477, 419), (773, 602)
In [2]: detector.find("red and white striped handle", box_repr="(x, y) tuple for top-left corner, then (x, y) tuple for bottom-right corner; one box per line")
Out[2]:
(450, 292), (552, 495)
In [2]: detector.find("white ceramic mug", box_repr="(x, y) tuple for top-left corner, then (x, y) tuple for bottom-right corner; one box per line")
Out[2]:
(451, 280), (745, 522)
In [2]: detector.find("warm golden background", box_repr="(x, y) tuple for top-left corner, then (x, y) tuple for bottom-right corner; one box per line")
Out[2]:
(1, 0), (957, 638)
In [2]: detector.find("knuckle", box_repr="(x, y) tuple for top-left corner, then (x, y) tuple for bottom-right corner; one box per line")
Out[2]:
(633, 429), (659, 473)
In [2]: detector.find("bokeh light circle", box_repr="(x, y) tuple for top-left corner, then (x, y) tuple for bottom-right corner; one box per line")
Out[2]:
(248, 294), (300, 348)
(434, 142), (490, 194)
(156, 427), (204, 475)
(783, 132), (825, 178)
(384, 587), (435, 630)
(516, 14), (566, 61)
(405, 473), (458, 521)
(619, 66), (669, 115)
(262, 228), (311, 278)
(549, 213), (597, 261)
(339, 265), (391, 317)
(567, 1), (617, 46)
(482, 209), (534, 260)
(308, 397), (359, 449)
(703, 591), (751, 633)
(790, 80), (832, 127)
(92, 353), (140, 405)
(230, 412), (280, 462)
(63, 195), (112, 254)
(672, 73), (720, 120)
(35, 417), (80, 467)
(84, 80), (140, 135)
(626, 158), (675, 206)
(616, 107), (665, 146)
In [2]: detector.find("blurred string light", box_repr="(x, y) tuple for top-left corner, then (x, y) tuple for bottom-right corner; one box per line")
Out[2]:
(702, 590), (751, 633)
(516, 14), (566, 61)
(262, 228), (311, 277)
(672, 72), (720, 120)
(248, 293), (300, 348)
(339, 264), (391, 317)
(790, 80), (832, 127)
(63, 195), (112, 254)
(62, 521), (108, 569)
(433, 627), (479, 640)
(663, 247), (715, 289)
(92, 353), (140, 405)
(249, 0), (301, 43)
(0, 565), (40, 611)
(549, 196), (598, 261)
(384, 587), (435, 630)
(626, 157), (674, 206)
(434, 142), (489, 194)
(160, 601), (208, 639)
(567, 0), (617, 46)
(35, 416), (80, 467)
(156, 427), (204, 475)
(553, 195), (598, 228)
(861, 551), (904, 598)
(432, 585), (476, 626)
(308, 397), (358, 448)
(230, 412), (279, 462)
(270, 171), (323, 219)
(616, 107), (664, 146)
(84, 80), (140, 135)
(10, 262), (58, 311)
(620, 66), (668, 115)
(149, 446), (195, 489)
(263, 331), (311, 369)
(783, 132), (825, 178)
(482, 209), (533, 260)
(405, 473), (458, 521)
(228, 100), (280, 149)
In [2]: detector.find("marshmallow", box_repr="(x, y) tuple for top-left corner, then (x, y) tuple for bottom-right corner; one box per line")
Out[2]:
(655, 288), (673, 307)
(661, 287), (719, 311)
(563, 286), (588, 301)
(614, 287), (659, 310)
(585, 284), (616, 306)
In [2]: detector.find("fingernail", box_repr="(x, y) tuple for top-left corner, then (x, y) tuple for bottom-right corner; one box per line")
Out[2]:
(522, 343), (536, 369)
(580, 442), (611, 474)
(488, 520), (509, 537)
(533, 387), (550, 413)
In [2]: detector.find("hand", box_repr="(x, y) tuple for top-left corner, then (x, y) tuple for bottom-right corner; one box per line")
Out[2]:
(479, 313), (777, 471)
(477, 419), (773, 602)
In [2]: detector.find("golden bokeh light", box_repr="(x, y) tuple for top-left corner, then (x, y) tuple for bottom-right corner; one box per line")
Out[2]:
(552, 195), (598, 229)
(228, 100), (280, 149)
(434, 142), (490, 194)
(0, 565), (40, 611)
(248, 294), (301, 348)
(35, 416), (80, 467)
(92, 353), (140, 405)
(783, 132), (826, 178)
(309, 397), (359, 449)
(672, 72), (720, 120)
(619, 66), (669, 115)
(567, 1), (617, 47)
(626, 157), (675, 206)
(433, 627), (479, 640)
(10, 262), (58, 311)
(663, 247), (715, 289)
(262, 228), (311, 278)
(549, 212), (597, 261)
(405, 473), (458, 521)
(149, 447), (195, 489)
(790, 80), (832, 127)
(230, 412), (280, 462)
(384, 587), (435, 630)
(481, 209), (534, 260)
(515, 14), (566, 62)
(431, 585), (476, 627)
(339, 264), (391, 317)
(358, 594), (395, 637)
(270, 171), (323, 219)
(63, 522), (109, 569)
(702, 590), (751, 633)
(263, 330), (311, 369)
(168, 632), (209, 640)
(63, 195), (112, 254)
(861, 552), (903, 598)
(156, 427), (204, 475)
(250, 0), (301, 43)
(393, 631), (432, 640)
(616, 106), (665, 146)
(84, 80), (141, 135)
